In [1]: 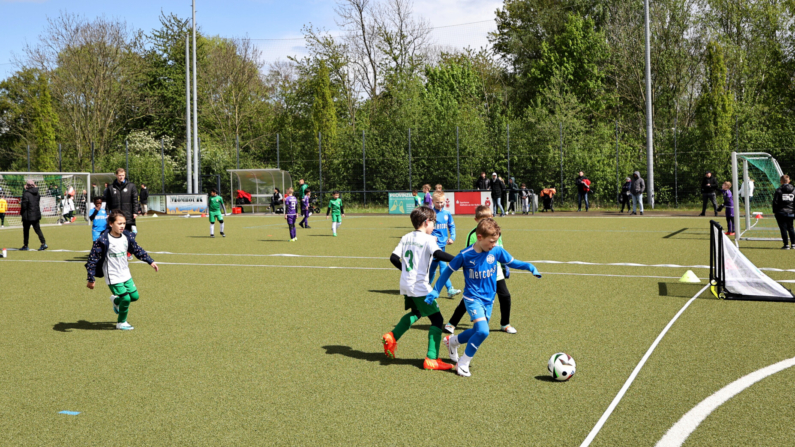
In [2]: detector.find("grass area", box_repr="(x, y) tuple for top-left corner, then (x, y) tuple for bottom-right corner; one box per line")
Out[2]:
(1, 214), (794, 446)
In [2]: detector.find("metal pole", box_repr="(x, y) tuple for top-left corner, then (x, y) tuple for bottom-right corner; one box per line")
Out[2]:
(198, 137), (202, 193)
(161, 138), (166, 194)
(362, 130), (366, 206)
(318, 132), (323, 197)
(731, 151), (740, 247)
(743, 159), (751, 232)
(58, 143), (62, 171)
(27, 144), (31, 171)
(125, 139), (129, 178)
(192, 0), (199, 194)
(235, 133), (239, 169)
(559, 123), (563, 199)
(186, 35), (192, 194)
(276, 133), (280, 170)
(408, 128), (412, 190)
(615, 120), (620, 205)
(674, 106), (678, 207)
(456, 126), (460, 190)
(644, 0), (655, 209)
(91, 142), (95, 173)
(507, 123), (510, 178)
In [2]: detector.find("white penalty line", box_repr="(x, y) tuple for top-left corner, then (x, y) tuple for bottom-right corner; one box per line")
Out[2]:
(580, 283), (710, 447)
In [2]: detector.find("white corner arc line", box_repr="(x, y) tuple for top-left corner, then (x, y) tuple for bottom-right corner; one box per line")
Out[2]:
(656, 356), (795, 447)
(580, 284), (710, 447)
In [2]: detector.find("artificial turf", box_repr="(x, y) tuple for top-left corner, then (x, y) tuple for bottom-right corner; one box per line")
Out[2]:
(1, 213), (794, 446)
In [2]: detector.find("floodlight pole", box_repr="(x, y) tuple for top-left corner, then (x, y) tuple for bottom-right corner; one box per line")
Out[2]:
(456, 126), (460, 191)
(731, 151), (740, 247)
(559, 123), (563, 198)
(27, 145), (30, 171)
(125, 139), (129, 177)
(506, 123), (510, 178)
(408, 128), (412, 190)
(318, 132), (323, 198)
(186, 35), (192, 194)
(615, 120), (619, 203)
(276, 133), (280, 169)
(192, 0), (199, 194)
(644, 0), (655, 209)
(674, 102), (679, 207)
(161, 138), (166, 194)
(236, 133), (239, 169)
(362, 130), (366, 206)
(58, 143), (62, 171)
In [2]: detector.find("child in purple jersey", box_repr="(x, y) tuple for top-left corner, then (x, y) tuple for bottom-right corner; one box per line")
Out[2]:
(300, 189), (312, 229)
(719, 181), (735, 235)
(284, 187), (298, 241)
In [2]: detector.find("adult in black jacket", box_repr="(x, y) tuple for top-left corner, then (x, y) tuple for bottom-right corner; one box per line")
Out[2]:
(139, 184), (149, 215)
(19, 180), (47, 251)
(490, 173), (506, 216)
(699, 171), (718, 216)
(772, 174), (795, 249)
(575, 171), (590, 212)
(506, 177), (519, 214)
(619, 177), (632, 213)
(104, 168), (139, 232)
(474, 172), (490, 190)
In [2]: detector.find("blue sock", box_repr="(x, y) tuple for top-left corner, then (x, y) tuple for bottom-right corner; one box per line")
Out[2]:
(460, 320), (489, 357)
(429, 259), (439, 284)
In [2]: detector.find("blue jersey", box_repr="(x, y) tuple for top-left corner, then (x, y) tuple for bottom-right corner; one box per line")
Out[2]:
(447, 246), (515, 303)
(91, 206), (108, 241)
(285, 196), (298, 216)
(432, 207), (456, 248)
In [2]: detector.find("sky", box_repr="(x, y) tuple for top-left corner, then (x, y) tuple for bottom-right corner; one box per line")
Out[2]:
(0, 0), (501, 79)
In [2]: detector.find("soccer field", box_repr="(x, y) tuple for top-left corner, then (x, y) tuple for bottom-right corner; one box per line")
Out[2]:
(2, 213), (795, 446)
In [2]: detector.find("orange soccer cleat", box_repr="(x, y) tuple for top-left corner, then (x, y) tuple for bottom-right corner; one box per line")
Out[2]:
(423, 357), (455, 371)
(382, 332), (397, 359)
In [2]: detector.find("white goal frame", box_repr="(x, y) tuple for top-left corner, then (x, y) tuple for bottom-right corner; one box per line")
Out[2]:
(0, 172), (93, 227)
(731, 152), (785, 247)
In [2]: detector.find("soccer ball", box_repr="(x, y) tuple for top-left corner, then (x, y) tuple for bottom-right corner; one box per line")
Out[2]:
(548, 353), (576, 381)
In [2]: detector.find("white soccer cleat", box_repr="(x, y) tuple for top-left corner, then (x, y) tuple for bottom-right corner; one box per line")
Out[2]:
(110, 295), (119, 314)
(116, 322), (134, 331)
(443, 323), (455, 334)
(456, 361), (471, 377)
(127, 253), (133, 261)
(501, 324), (517, 334)
(447, 288), (462, 298)
(444, 335), (459, 362)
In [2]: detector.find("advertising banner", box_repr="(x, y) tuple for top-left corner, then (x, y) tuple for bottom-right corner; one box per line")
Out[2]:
(441, 192), (456, 214)
(388, 192), (417, 214)
(5, 198), (20, 216)
(166, 194), (208, 215)
(453, 192), (482, 215)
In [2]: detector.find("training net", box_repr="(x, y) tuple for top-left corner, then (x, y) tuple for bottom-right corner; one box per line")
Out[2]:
(710, 220), (794, 302)
(228, 169), (292, 213)
(0, 172), (92, 227)
(732, 152), (785, 244)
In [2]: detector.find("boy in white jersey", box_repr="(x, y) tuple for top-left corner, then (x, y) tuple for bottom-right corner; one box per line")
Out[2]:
(381, 206), (457, 370)
(85, 210), (159, 330)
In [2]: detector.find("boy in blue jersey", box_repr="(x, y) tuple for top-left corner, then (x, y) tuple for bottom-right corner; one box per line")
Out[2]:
(425, 218), (542, 377)
(89, 197), (109, 241)
(428, 191), (462, 297)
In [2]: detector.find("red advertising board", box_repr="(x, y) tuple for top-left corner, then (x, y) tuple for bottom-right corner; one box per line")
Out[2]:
(5, 198), (21, 216)
(454, 192), (482, 215)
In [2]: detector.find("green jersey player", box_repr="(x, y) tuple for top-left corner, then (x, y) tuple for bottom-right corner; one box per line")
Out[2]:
(208, 188), (227, 238)
(326, 191), (345, 236)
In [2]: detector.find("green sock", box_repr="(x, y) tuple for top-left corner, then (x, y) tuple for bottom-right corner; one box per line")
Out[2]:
(426, 326), (442, 359)
(392, 313), (419, 340)
(117, 294), (131, 323)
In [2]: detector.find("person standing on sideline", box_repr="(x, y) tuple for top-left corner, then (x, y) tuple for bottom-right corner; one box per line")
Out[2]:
(630, 171), (645, 215)
(772, 175), (795, 249)
(20, 180), (47, 251)
(0, 193), (7, 228)
(474, 172), (490, 190)
(718, 181), (735, 235)
(619, 177), (632, 213)
(104, 168), (139, 260)
(507, 177), (519, 215)
(700, 171), (718, 216)
(296, 179), (309, 215)
(575, 171), (590, 212)
(490, 173), (505, 217)
(139, 184), (149, 216)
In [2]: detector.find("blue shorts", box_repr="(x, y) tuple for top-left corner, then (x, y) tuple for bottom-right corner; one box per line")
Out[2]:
(92, 230), (102, 241)
(463, 296), (493, 322)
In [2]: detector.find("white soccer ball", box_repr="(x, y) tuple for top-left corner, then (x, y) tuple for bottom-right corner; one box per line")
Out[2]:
(548, 352), (576, 381)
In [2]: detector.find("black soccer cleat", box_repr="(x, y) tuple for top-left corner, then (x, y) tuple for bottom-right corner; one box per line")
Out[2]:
(221, 232), (225, 237)
(38, 244), (48, 251)
(210, 234), (215, 238)
(19, 246), (29, 251)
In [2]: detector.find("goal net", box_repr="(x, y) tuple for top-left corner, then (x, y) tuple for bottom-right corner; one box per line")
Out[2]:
(0, 172), (92, 227)
(731, 152), (785, 245)
(228, 169), (292, 213)
(710, 220), (794, 302)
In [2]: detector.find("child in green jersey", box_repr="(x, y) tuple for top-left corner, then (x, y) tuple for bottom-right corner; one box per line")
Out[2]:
(208, 188), (227, 238)
(326, 191), (345, 236)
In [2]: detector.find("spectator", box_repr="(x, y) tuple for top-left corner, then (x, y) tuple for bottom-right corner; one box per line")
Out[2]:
(140, 184), (149, 216)
(619, 177), (632, 213)
(630, 171), (645, 215)
(271, 187), (284, 213)
(435, 184), (443, 192)
(507, 177), (519, 215)
(540, 187), (556, 212)
(104, 168), (139, 234)
(474, 172), (490, 190)
(740, 177), (755, 201)
(520, 183), (531, 214)
(20, 179), (47, 251)
(699, 171), (718, 216)
(0, 193), (7, 228)
(297, 179), (309, 214)
(772, 175), (795, 249)
(490, 173), (506, 217)
(575, 171), (591, 212)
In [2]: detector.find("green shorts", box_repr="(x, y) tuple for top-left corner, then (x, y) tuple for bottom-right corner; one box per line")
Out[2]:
(108, 278), (137, 297)
(209, 211), (224, 223)
(404, 295), (440, 317)
(331, 213), (342, 223)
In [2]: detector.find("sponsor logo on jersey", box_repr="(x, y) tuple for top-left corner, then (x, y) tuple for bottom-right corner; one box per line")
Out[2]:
(486, 254), (495, 264)
(468, 265), (498, 280)
(783, 194), (794, 201)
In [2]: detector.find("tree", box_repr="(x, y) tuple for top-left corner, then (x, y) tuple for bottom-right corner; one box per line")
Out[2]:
(696, 41), (734, 170)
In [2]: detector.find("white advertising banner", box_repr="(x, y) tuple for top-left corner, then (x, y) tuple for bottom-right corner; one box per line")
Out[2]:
(166, 194), (208, 215)
(442, 192), (456, 215)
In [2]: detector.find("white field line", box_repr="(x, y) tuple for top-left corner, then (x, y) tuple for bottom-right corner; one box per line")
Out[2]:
(656, 356), (795, 447)
(579, 284), (710, 447)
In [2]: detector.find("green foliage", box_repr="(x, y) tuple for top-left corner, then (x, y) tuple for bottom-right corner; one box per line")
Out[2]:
(101, 130), (178, 192)
(696, 41), (734, 175)
(31, 73), (58, 171)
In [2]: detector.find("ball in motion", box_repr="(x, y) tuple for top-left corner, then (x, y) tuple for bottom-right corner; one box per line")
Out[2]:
(548, 352), (576, 381)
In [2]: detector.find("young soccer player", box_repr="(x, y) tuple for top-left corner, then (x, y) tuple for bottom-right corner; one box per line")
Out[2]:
(89, 197), (108, 241)
(426, 218), (541, 377)
(60, 193), (75, 225)
(0, 194), (7, 228)
(422, 184), (432, 207)
(428, 191), (462, 297)
(208, 188), (227, 238)
(718, 181), (735, 236)
(284, 187), (298, 241)
(85, 211), (159, 330)
(382, 206), (457, 370)
(299, 189), (312, 229)
(413, 189), (422, 208)
(520, 183), (530, 214)
(445, 205), (516, 334)
(326, 191), (345, 236)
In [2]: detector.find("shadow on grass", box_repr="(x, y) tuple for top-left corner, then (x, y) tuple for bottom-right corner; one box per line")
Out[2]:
(321, 345), (424, 369)
(67, 256), (89, 262)
(534, 375), (559, 382)
(369, 289), (400, 295)
(53, 320), (117, 332)
(186, 236), (213, 238)
(663, 228), (688, 239)
(658, 282), (718, 299)
(412, 324), (470, 331)
(741, 246), (788, 250)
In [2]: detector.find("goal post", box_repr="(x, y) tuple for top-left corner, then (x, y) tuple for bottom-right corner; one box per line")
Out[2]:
(0, 172), (92, 227)
(731, 152), (785, 247)
(228, 169), (292, 213)
(710, 220), (794, 302)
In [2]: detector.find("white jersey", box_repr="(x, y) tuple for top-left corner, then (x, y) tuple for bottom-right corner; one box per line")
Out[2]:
(392, 230), (438, 297)
(104, 233), (132, 285)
